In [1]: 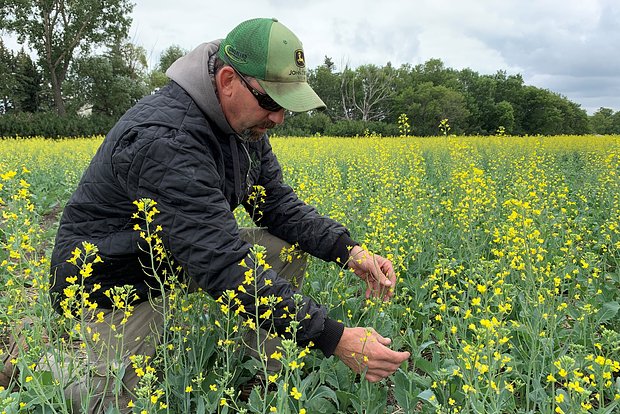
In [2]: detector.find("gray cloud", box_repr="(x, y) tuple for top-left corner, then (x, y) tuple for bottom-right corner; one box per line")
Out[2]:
(5, 0), (618, 114)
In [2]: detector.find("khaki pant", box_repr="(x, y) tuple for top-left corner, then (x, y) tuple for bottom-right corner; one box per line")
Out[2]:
(49, 228), (307, 413)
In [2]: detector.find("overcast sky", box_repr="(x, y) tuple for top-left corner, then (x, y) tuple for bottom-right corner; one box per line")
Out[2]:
(5, 0), (620, 114)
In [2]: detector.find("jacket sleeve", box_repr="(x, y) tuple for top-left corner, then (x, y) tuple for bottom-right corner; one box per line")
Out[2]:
(112, 131), (343, 355)
(245, 137), (358, 266)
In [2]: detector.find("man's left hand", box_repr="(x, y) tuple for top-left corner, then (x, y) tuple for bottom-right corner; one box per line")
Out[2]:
(347, 246), (396, 301)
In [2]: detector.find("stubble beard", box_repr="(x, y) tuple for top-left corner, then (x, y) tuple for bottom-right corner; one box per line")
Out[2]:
(238, 129), (263, 142)
(238, 120), (277, 142)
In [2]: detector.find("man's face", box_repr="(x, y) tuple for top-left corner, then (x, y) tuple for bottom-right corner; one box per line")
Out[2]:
(222, 68), (285, 142)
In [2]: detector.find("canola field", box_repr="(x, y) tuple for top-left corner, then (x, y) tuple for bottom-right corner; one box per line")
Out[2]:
(1, 135), (620, 413)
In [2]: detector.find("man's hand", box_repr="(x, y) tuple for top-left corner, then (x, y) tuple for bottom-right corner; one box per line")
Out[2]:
(333, 327), (410, 382)
(347, 245), (396, 300)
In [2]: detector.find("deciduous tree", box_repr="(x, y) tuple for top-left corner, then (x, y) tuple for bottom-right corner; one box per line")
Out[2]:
(66, 38), (149, 118)
(0, 0), (134, 115)
(340, 63), (396, 122)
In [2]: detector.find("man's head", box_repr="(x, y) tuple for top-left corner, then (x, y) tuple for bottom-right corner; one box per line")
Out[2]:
(216, 18), (325, 141)
(218, 18), (326, 113)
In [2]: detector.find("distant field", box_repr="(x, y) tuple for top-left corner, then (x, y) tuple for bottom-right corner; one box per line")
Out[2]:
(1, 135), (620, 413)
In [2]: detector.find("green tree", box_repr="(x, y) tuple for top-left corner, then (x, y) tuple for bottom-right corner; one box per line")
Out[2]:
(157, 45), (186, 73)
(517, 87), (588, 135)
(308, 56), (342, 119)
(413, 58), (459, 89)
(0, 0), (134, 115)
(399, 81), (469, 136)
(13, 48), (44, 112)
(457, 70), (497, 134)
(494, 100), (515, 134)
(0, 42), (42, 114)
(456, 69), (486, 134)
(66, 39), (149, 118)
(493, 71), (526, 133)
(147, 45), (187, 92)
(589, 107), (615, 134)
(610, 111), (620, 134)
(0, 39), (17, 113)
(559, 99), (589, 134)
(148, 70), (170, 92)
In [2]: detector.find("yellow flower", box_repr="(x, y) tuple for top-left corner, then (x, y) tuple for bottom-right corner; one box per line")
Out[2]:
(290, 386), (302, 400)
(185, 385), (193, 393)
(289, 360), (303, 370)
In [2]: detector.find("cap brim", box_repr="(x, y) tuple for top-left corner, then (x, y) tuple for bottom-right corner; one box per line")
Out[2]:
(258, 80), (326, 112)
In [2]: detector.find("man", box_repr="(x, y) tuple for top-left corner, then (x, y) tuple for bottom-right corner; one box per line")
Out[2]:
(50, 17), (409, 412)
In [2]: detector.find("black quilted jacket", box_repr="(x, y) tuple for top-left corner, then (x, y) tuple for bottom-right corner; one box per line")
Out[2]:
(50, 43), (354, 355)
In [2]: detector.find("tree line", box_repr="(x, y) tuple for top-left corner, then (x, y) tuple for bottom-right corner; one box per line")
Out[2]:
(1, 1), (618, 137)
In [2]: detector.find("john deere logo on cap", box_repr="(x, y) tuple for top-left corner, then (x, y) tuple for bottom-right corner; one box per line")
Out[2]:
(295, 49), (305, 68)
(224, 45), (248, 64)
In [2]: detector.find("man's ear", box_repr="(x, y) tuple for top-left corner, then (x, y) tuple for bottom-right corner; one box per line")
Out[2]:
(216, 66), (236, 97)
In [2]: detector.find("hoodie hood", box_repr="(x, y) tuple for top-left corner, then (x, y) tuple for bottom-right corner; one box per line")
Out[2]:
(166, 40), (235, 136)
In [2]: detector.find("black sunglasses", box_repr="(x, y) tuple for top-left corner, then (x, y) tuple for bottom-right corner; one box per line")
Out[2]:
(230, 65), (283, 112)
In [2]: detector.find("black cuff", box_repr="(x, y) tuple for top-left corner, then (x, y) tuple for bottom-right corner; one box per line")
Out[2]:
(331, 233), (359, 266)
(313, 318), (345, 357)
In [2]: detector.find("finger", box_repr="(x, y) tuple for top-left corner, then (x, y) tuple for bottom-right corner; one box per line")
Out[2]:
(364, 281), (392, 300)
(381, 267), (396, 300)
(375, 334), (392, 346)
(366, 365), (401, 380)
(365, 372), (384, 383)
(368, 348), (410, 368)
(383, 285), (395, 301)
(398, 351), (411, 361)
(371, 266), (392, 290)
(380, 280), (393, 300)
(381, 266), (395, 288)
(364, 271), (389, 299)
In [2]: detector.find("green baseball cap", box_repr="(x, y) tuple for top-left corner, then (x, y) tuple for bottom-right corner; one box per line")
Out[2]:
(218, 18), (326, 112)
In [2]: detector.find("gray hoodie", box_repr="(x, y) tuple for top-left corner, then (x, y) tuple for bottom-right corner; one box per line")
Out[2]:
(166, 40), (233, 134)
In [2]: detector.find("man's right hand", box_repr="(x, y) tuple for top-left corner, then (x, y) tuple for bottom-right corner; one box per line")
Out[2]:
(333, 327), (410, 382)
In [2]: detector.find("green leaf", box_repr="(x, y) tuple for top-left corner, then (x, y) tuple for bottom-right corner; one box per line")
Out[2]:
(335, 390), (355, 412)
(417, 389), (439, 408)
(598, 301), (620, 323)
(414, 356), (437, 376)
(309, 384), (339, 405)
(393, 369), (420, 412)
(195, 397), (205, 414)
(247, 387), (263, 413)
(306, 396), (337, 414)
(418, 340), (435, 353)
(527, 386), (547, 404)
